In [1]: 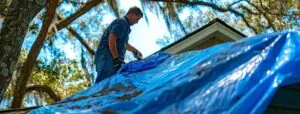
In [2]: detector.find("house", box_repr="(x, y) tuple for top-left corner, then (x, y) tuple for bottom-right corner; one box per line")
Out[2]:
(159, 18), (246, 54)
(1, 18), (300, 114)
(159, 18), (300, 114)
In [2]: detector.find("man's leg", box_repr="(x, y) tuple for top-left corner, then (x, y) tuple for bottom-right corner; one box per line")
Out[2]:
(95, 60), (116, 83)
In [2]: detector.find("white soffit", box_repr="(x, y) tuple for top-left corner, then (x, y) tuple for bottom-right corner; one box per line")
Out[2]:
(164, 22), (244, 54)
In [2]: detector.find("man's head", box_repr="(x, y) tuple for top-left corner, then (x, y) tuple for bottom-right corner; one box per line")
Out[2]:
(126, 6), (143, 26)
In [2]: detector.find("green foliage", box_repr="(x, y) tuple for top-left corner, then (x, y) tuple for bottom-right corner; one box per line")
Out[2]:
(143, 0), (300, 45)
(255, 0), (299, 30)
(0, 0), (9, 17)
(107, 0), (120, 18)
(142, 1), (187, 36)
(31, 57), (90, 100)
(2, 49), (90, 107)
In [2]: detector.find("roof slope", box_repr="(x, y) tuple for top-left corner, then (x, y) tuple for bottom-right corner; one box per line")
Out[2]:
(21, 31), (300, 114)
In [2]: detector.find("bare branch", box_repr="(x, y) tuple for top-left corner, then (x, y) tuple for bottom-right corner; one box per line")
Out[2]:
(157, 2), (187, 35)
(148, 0), (262, 33)
(239, 6), (259, 15)
(57, 15), (95, 55)
(156, 2), (172, 36)
(228, 0), (244, 8)
(241, 16), (258, 34)
(68, 1), (87, 5)
(26, 85), (61, 102)
(67, 27), (95, 55)
(149, 0), (244, 16)
(56, 0), (104, 31)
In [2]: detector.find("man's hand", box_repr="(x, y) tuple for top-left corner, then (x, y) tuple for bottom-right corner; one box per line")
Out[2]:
(112, 57), (125, 71)
(126, 43), (143, 60)
(133, 50), (143, 60)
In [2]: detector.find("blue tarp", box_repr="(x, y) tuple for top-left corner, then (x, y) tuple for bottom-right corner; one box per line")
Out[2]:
(30, 31), (300, 114)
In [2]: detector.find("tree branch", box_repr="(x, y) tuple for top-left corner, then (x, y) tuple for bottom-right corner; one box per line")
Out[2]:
(149, 0), (244, 16)
(156, 3), (173, 38)
(228, 0), (244, 8)
(149, 0), (261, 33)
(57, 15), (95, 55)
(245, 1), (277, 31)
(56, 0), (104, 31)
(69, 1), (87, 5)
(241, 16), (258, 34)
(67, 27), (95, 55)
(25, 85), (61, 102)
(239, 5), (259, 15)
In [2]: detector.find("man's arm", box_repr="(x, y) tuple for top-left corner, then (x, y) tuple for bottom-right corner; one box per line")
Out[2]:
(126, 43), (143, 59)
(109, 32), (124, 71)
(126, 43), (138, 52)
(109, 33), (118, 59)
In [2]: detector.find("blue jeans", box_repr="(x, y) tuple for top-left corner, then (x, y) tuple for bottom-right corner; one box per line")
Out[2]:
(95, 59), (116, 83)
(94, 45), (125, 83)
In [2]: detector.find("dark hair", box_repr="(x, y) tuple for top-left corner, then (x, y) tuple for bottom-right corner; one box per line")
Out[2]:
(126, 6), (143, 17)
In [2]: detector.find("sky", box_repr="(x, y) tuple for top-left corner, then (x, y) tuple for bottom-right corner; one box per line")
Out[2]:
(8, 0), (255, 65)
(17, 0), (170, 63)
(118, 0), (169, 57)
(57, 0), (171, 61)
(0, 18), (3, 28)
(16, 0), (249, 63)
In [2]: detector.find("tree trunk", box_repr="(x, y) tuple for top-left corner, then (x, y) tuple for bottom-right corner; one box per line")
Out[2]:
(10, 0), (105, 108)
(0, 0), (43, 103)
(10, 0), (104, 108)
(11, 0), (59, 108)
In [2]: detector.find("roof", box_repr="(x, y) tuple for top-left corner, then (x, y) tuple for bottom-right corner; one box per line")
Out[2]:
(26, 31), (300, 113)
(158, 18), (246, 52)
(1, 31), (300, 113)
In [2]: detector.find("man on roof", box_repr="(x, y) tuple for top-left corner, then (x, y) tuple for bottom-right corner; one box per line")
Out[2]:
(94, 6), (143, 83)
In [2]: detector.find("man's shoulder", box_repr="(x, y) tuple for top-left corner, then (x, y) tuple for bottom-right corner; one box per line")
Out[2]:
(112, 18), (127, 25)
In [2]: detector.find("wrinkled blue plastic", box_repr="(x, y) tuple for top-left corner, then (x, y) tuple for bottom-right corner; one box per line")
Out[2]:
(119, 52), (172, 73)
(30, 31), (300, 114)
